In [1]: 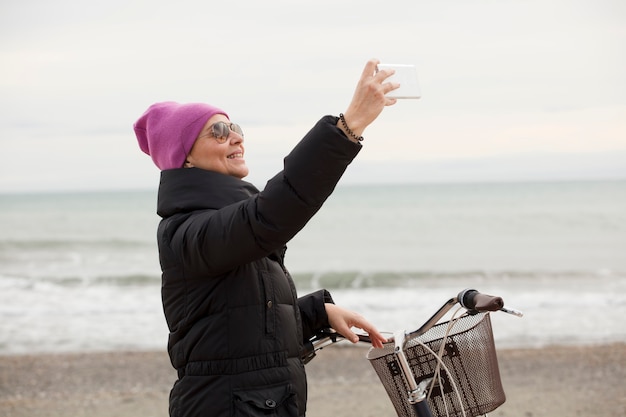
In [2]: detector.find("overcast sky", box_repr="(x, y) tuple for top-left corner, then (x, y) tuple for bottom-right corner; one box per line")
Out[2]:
(1, 0), (625, 193)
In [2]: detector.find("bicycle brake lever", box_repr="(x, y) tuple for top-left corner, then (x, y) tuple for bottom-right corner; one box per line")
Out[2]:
(500, 306), (524, 317)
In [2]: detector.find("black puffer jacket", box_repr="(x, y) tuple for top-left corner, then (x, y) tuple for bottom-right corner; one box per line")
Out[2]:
(156, 116), (361, 416)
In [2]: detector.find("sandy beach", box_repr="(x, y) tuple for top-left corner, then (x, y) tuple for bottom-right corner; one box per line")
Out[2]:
(0, 343), (624, 417)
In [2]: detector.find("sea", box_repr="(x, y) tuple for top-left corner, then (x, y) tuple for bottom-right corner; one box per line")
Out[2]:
(1, 180), (625, 355)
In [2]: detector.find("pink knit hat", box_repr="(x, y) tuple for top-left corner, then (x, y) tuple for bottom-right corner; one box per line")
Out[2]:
(134, 101), (228, 170)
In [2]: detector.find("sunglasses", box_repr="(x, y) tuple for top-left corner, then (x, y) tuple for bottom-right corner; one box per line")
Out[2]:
(199, 121), (244, 144)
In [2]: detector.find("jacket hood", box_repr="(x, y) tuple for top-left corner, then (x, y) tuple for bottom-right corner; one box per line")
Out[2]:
(157, 168), (259, 218)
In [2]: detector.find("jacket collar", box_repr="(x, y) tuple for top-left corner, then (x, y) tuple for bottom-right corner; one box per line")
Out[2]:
(157, 168), (259, 218)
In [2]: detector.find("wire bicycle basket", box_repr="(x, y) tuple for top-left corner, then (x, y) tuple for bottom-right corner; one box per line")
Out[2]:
(367, 312), (505, 417)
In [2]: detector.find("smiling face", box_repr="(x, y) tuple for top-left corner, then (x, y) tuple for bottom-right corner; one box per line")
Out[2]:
(184, 114), (249, 179)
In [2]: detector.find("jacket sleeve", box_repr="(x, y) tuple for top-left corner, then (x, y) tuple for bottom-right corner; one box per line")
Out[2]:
(247, 115), (362, 253)
(182, 116), (361, 275)
(298, 289), (334, 342)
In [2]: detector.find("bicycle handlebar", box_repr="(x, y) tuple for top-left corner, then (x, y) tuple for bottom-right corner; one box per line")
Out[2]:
(302, 288), (522, 363)
(458, 288), (504, 313)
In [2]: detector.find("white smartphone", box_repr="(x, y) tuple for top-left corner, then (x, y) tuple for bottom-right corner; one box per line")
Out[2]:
(376, 64), (421, 99)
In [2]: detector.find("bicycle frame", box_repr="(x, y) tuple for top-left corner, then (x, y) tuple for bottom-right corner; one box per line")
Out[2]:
(304, 289), (522, 417)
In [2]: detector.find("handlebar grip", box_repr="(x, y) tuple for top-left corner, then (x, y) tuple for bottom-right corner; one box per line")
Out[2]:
(459, 289), (504, 312)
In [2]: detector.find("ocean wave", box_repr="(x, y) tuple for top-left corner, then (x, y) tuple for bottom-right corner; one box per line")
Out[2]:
(2, 269), (622, 291)
(92, 274), (161, 286)
(0, 238), (154, 250)
(291, 269), (624, 289)
(0, 273), (161, 289)
(2, 268), (625, 354)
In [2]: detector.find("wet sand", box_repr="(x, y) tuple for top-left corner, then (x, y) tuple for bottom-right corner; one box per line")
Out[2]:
(0, 343), (624, 417)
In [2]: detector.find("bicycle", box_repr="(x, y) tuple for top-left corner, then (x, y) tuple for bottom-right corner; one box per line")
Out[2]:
(302, 289), (523, 417)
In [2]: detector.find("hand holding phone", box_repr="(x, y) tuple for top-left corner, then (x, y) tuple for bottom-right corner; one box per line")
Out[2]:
(376, 64), (421, 99)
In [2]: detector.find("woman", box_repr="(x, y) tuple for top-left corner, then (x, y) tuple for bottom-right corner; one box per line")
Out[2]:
(134, 59), (399, 417)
